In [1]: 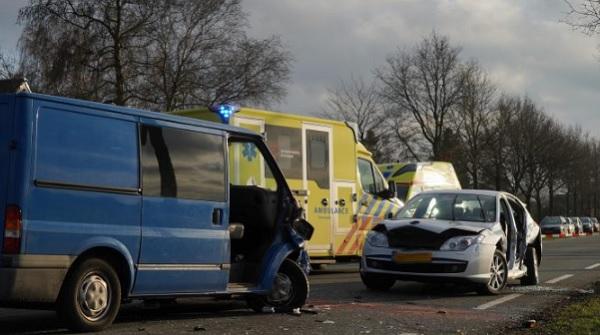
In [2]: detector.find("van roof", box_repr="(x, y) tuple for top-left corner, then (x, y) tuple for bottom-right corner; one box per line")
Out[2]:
(6, 92), (260, 138)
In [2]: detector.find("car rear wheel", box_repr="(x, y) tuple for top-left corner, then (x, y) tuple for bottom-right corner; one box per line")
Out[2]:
(520, 246), (539, 286)
(247, 259), (309, 312)
(477, 250), (508, 295)
(360, 272), (396, 291)
(57, 258), (121, 332)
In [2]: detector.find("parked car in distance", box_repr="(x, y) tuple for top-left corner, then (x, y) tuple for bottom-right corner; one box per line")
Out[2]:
(0, 91), (314, 332)
(564, 217), (575, 235)
(360, 190), (542, 295)
(570, 217), (583, 234)
(580, 217), (594, 233)
(592, 216), (600, 232)
(540, 216), (568, 235)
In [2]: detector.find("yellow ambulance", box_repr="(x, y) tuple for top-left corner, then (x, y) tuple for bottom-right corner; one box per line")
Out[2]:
(175, 105), (403, 264)
(379, 162), (462, 202)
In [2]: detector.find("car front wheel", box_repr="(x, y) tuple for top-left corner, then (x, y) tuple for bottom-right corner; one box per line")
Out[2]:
(247, 259), (309, 312)
(478, 250), (508, 295)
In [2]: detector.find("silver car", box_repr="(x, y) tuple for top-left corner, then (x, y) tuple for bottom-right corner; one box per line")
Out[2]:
(360, 190), (542, 295)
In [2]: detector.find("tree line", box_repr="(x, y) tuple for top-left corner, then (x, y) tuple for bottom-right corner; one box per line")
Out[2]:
(1, 0), (292, 111)
(3, 0), (600, 220)
(322, 30), (600, 220)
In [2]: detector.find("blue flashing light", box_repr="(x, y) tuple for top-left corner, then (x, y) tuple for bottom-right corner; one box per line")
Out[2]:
(210, 103), (239, 123)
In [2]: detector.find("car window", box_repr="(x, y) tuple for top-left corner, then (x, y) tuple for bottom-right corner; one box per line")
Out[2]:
(395, 183), (409, 202)
(397, 193), (496, 222)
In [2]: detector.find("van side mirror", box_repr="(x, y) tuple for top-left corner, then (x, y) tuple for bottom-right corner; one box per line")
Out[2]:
(388, 181), (396, 197)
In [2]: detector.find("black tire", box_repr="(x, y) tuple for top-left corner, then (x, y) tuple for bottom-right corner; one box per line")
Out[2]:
(520, 246), (539, 286)
(247, 259), (309, 312)
(360, 272), (395, 291)
(57, 258), (121, 332)
(477, 250), (508, 295)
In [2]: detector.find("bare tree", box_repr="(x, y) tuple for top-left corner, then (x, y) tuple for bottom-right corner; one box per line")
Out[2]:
(137, 0), (291, 111)
(451, 62), (496, 188)
(19, 0), (160, 105)
(0, 48), (19, 79)
(563, 0), (600, 35)
(377, 31), (465, 160)
(17, 0), (292, 109)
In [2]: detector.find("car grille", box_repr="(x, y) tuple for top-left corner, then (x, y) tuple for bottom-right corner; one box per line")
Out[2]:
(385, 226), (479, 250)
(366, 258), (468, 273)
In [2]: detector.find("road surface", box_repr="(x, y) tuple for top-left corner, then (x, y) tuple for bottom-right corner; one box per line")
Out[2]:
(1, 234), (599, 334)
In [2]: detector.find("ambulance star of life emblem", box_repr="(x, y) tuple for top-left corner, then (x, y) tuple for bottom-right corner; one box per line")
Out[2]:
(242, 142), (257, 162)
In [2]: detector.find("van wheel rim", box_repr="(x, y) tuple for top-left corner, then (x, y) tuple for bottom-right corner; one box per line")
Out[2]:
(268, 273), (294, 304)
(78, 273), (111, 322)
(489, 254), (506, 290)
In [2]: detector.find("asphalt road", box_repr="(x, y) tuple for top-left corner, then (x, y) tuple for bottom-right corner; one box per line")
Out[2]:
(1, 235), (600, 334)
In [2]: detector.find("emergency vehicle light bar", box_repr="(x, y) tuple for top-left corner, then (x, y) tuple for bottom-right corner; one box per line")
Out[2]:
(210, 103), (239, 123)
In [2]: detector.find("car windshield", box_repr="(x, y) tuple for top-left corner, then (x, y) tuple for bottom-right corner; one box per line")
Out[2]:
(541, 217), (561, 225)
(396, 193), (496, 223)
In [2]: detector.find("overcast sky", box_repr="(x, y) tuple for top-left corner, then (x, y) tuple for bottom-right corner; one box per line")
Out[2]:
(1, 1), (599, 136)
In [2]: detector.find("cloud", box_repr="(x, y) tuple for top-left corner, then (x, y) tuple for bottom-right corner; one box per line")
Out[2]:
(243, 0), (600, 135)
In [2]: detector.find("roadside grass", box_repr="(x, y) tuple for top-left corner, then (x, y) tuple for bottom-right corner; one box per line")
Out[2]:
(534, 295), (600, 334)
(520, 284), (600, 335)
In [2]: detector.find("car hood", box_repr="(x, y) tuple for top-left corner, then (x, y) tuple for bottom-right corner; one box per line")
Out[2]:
(379, 218), (490, 234)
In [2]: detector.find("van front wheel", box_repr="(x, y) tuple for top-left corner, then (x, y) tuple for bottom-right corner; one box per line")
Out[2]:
(247, 259), (309, 312)
(57, 258), (121, 332)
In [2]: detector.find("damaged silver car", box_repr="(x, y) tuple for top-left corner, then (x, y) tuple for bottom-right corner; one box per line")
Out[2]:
(360, 190), (542, 295)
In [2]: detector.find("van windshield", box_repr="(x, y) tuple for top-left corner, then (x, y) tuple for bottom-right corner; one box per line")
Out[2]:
(396, 193), (496, 223)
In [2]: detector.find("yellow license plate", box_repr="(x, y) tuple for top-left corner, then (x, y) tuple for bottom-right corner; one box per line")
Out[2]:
(393, 252), (432, 264)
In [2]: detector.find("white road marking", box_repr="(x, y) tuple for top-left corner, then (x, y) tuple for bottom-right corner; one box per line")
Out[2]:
(474, 293), (522, 310)
(545, 274), (574, 284)
(585, 263), (600, 270)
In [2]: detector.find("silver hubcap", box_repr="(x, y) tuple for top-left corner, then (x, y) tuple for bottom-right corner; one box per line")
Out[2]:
(268, 273), (294, 304)
(489, 254), (506, 290)
(78, 273), (110, 322)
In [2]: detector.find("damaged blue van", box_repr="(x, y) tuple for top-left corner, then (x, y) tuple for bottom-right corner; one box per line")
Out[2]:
(0, 84), (313, 332)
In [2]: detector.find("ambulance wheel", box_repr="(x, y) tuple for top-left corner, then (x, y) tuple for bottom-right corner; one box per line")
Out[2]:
(360, 272), (395, 291)
(247, 259), (309, 312)
(57, 258), (121, 332)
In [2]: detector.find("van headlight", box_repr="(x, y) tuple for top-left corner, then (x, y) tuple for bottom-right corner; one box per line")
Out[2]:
(366, 230), (389, 248)
(440, 235), (484, 251)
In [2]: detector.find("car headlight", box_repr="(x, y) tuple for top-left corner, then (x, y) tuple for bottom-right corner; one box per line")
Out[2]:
(440, 235), (484, 251)
(366, 230), (389, 248)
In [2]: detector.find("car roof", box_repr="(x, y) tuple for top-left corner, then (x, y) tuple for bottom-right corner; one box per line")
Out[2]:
(8, 92), (260, 138)
(417, 189), (507, 197)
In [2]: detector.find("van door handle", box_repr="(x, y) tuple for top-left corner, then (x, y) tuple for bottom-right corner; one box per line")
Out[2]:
(212, 208), (223, 225)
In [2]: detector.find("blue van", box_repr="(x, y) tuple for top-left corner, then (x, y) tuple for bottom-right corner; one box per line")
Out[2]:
(0, 88), (313, 331)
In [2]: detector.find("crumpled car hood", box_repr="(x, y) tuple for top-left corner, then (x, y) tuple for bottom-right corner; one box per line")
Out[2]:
(378, 218), (491, 234)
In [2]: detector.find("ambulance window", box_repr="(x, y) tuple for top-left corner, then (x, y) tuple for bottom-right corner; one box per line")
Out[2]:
(265, 125), (302, 179)
(395, 184), (409, 202)
(358, 158), (376, 194)
(228, 140), (277, 191)
(307, 130), (329, 189)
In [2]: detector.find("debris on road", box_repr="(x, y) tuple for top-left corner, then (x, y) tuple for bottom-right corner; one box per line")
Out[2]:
(524, 319), (537, 328)
(193, 325), (207, 331)
(318, 320), (335, 324)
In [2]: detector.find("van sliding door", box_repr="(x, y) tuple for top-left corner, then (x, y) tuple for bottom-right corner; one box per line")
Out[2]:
(134, 123), (229, 295)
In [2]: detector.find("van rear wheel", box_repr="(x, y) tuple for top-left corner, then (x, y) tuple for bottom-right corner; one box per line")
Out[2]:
(57, 258), (121, 332)
(247, 259), (309, 312)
